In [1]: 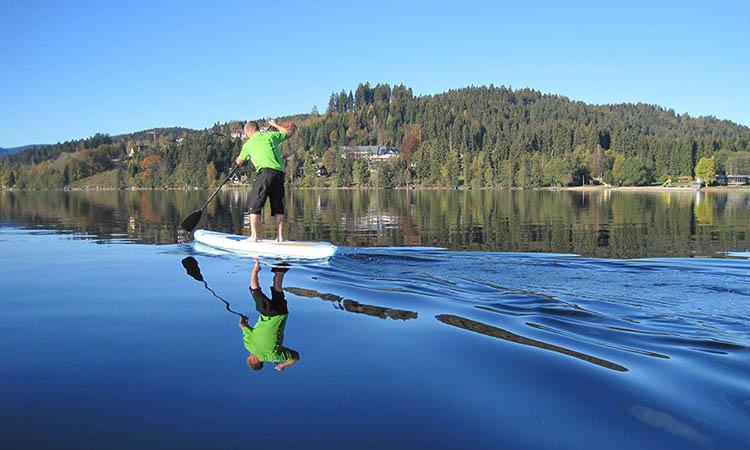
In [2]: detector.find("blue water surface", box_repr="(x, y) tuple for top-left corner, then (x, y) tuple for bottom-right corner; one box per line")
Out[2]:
(1, 226), (748, 449)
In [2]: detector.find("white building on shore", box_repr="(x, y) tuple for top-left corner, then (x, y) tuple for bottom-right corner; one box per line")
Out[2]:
(340, 145), (399, 162)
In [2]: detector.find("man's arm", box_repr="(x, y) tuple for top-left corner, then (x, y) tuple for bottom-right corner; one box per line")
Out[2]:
(268, 119), (294, 138)
(274, 350), (299, 371)
(236, 140), (251, 166)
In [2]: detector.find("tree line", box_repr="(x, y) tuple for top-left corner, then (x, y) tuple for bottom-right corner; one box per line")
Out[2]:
(2, 83), (750, 189)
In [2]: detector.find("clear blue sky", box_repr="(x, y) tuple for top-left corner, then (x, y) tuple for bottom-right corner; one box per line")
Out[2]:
(1, 0), (748, 147)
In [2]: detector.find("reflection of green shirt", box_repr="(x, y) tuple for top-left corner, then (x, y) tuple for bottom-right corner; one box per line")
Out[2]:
(242, 314), (294, 362)
(238, 131), (286, 172)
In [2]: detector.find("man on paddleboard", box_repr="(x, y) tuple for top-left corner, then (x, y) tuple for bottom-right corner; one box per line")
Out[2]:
(235, 119), (294, 242)
(239, 259), (299, 372)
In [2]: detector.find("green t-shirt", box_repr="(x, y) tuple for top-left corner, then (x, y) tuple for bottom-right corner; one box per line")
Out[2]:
(241, 314), (295, 362)
(238, 131), (286, 172)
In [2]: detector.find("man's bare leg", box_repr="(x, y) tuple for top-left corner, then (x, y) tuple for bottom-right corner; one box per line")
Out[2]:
(275, 214), (284, 242)
(272, 269), (285, 291)
(249, 213), (259, 242)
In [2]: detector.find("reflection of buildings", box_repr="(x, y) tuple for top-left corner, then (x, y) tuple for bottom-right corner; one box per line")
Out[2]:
(286, 287), (417, 321)
(342, 209), (399, 231)
(726, 192), (750, 210)
(230, 173), (249, 184)
(435, 314), (628, 372)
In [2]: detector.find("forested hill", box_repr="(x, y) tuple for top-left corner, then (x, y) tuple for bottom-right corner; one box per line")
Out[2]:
(2, 83), (750, 190)
(0, 144), (48, 159)
(297, 84), (750, 187)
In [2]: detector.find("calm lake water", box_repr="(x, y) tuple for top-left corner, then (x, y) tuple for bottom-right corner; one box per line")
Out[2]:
(1, 189), (749, 449)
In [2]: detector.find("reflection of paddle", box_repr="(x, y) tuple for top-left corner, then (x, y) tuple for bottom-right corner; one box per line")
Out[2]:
(181, 164), (240, 232)
(181, 256), (246, 318)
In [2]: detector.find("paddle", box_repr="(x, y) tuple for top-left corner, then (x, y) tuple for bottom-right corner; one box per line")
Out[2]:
(181, 257), (246, 318)
(181, 163), (241, 232)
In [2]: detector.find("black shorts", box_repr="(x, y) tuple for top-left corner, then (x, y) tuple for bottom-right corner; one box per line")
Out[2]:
(249, 168), (285, 215)
(251, 287), (288, 317)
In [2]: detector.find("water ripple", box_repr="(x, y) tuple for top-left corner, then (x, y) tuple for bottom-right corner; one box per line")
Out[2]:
(316, 249), (750, 369)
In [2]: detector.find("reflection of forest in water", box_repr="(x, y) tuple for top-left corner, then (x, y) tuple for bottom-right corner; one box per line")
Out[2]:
(1, 189), (749, 258)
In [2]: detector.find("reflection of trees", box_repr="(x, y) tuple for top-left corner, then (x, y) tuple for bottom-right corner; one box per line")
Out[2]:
(693, 192), (714, 226)
(0, 190), (188, 244)
(2, 189), (750, 257)
(435, 314), (627, 372)
(285, 287), (417, 321)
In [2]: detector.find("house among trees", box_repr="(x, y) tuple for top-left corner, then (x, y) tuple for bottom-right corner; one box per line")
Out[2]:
(340, 145), (399, 162)
(371, 147), (399, 162)
(230, 130), (243, 138)
(315, 165), (329, 177)
(726, 175), (749, 185)
(127, 144), (148, 158)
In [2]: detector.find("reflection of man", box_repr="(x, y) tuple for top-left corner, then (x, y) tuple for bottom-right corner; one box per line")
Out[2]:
(239, 259), (299, 371)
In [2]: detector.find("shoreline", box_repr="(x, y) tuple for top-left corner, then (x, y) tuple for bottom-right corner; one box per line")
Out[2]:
(1, 185), (748, 193)
(560, 185), (749, 192)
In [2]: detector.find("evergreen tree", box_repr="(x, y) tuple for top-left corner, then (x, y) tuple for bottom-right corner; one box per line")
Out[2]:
(338, 91), (347, 112)
(379, 161), (395, 188)
(327, 94), (337, 114)
(353, 158), (369, 186)
(444, 150), (460, 187)
(116, 164), (126, 190)
(334, 153), (353, 186)
(302, 158), (315, 186)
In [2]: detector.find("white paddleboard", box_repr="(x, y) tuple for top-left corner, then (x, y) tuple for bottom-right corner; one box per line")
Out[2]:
(193, 229), (337, 259)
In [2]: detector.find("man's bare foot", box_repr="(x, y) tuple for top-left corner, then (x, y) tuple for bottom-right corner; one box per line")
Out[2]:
(247, 235), (258, 242)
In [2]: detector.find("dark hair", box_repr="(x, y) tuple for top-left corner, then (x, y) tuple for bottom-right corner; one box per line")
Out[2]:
(245, 121), (259, 133)
(247, 357), (263, 371)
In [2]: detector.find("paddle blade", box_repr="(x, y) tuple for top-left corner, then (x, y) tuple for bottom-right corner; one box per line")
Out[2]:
(181, 257), (204, 281)
(181, 210), (202, 232)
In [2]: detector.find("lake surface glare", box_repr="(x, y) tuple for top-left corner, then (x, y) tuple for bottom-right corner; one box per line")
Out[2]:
(1, 189), (749, 449)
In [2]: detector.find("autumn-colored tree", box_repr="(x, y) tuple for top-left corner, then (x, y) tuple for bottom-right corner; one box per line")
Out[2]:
(400, 124), (422, 164)
(206, 161), (218, 187)
(321, 148), (337, 173)
(139, 155), (165, 186)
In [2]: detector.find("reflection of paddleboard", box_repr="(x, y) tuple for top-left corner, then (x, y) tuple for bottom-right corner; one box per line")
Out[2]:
(193, 229), (336, 259)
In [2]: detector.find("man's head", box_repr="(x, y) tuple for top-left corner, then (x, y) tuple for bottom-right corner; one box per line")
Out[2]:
(246, 354), (263, 371)
(244, 121), (259, 137)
